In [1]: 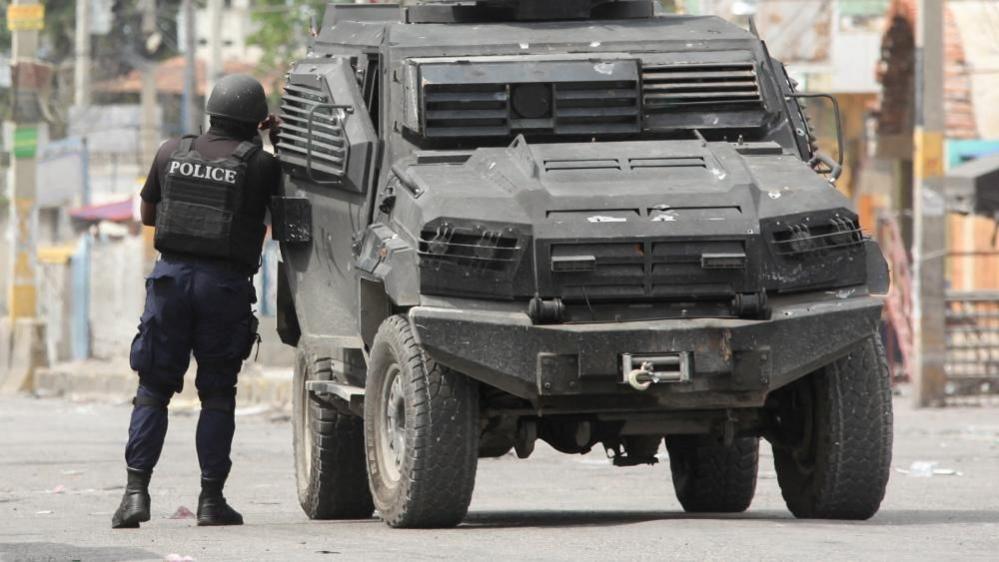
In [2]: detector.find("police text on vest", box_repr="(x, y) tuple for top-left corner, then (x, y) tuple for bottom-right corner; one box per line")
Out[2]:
(168, 161), (238, 184)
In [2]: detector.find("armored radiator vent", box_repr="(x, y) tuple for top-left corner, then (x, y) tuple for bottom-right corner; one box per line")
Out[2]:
(424, 83), (510, 138)
(553, 81), (641, 134)
(641, 62), (763, 113)
(422, 81), (641, 137)
(277, 81), (348, 179)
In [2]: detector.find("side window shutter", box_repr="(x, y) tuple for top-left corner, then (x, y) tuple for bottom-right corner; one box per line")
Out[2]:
(278, 57), (376, 194)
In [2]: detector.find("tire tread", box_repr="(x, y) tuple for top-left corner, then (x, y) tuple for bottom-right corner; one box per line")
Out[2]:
(365, 315), (478, 528)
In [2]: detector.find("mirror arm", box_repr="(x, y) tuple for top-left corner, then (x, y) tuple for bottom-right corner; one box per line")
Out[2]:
(809, 152), (843, 183)
(786, 93), (845, 183)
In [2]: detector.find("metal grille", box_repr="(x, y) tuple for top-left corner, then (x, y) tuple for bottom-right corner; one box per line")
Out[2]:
(945, 291), (999, 403)
(423, 83), (510, 138)
(542, 156), (706, 173)
(277, 81), (348, 179)
(641, 62), (763, 112)
(422, 80), (640, 137)
(552, 81), (640, 134)
(547, 239), (748, 302)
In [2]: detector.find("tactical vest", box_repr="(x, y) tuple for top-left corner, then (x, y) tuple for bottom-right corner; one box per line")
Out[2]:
(154, 136), (266, 270)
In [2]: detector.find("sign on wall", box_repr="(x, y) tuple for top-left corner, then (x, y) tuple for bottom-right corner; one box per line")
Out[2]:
(6, 4), (45, 32)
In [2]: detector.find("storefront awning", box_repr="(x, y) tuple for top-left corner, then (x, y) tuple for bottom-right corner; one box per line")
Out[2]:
(69, 197), (136, 223)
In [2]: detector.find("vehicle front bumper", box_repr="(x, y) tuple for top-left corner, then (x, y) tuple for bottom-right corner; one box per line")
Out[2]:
(408, 295), (884, 411)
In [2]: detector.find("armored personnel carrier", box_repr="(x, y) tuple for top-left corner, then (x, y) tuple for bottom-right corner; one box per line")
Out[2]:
(271, 0), (893, 528)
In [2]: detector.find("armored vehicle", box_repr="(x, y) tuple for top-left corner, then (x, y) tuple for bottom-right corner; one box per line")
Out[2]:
(272, 0), (893, 528)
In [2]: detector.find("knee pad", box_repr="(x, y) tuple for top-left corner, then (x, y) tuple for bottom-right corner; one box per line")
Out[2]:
(133, 384), (172, 411)
(198, 387), (237, 414)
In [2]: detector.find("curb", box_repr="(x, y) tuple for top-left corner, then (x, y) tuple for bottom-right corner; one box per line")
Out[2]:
(34, 361), (293, 409)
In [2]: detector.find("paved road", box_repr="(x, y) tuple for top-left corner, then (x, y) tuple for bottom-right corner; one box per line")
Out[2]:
(1, 392), (998, 561)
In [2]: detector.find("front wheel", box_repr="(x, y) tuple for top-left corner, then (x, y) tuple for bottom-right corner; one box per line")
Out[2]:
(363, 315), (479, 528)
(770, 334), (893, 520)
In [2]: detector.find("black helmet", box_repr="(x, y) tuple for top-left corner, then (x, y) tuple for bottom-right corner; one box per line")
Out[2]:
(206, 74), (269, 124)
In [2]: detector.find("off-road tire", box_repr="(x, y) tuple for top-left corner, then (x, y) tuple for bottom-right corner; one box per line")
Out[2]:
(364, 315), (479, 528)
(293, 350), (374, 519)
(665, 435), (759, 513)
(772, 334), (893, 520)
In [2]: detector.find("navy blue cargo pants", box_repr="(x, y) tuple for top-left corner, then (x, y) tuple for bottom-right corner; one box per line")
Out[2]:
(125, 256), (256, 480)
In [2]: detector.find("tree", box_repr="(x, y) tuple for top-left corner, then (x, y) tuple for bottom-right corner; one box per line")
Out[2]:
(247, 0), (335, 71)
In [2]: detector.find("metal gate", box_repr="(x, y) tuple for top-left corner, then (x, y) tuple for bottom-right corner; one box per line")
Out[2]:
(878, 213), (999, 403)
(946, 291), (999, 403)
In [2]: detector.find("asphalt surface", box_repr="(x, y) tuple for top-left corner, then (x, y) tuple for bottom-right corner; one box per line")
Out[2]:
(1, 391), (998, 561)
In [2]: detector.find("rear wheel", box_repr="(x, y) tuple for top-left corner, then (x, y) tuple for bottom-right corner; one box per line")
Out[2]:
(293, 350), (374, 519)
(364, 315), (479, 528)
(666, 435), (759, 513)
(771, 334), (893, 520)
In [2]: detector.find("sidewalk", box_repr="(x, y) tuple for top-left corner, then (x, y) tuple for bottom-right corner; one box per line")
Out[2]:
(34, 359), (293, 409)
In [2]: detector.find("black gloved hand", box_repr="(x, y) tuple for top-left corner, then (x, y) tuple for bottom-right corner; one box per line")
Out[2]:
(259, 113), (282, 148)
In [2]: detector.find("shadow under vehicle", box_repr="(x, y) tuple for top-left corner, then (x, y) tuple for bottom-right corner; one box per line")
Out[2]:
(271, 0), (893, 528)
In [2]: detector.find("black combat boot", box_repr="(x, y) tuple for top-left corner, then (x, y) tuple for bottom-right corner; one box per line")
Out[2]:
(111, 468), (152, 529)
(197, 476), (244, 526)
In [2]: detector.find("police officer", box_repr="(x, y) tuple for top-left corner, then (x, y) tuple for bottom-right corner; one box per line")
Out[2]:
(112, 75), (281, 529)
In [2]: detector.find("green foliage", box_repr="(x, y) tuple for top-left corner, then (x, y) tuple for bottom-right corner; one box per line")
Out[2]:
(248, 0), (337, 71)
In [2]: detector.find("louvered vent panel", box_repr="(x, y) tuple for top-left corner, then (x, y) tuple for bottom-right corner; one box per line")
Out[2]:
(421, 80), (641, 137)
(554, 81), (640, 135)
(277, 82), (348, 179)
(423, 84), (510, 138)
(642, 62), (763, 112)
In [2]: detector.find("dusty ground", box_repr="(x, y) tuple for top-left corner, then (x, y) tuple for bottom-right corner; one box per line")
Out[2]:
(1, 390), (998, 561)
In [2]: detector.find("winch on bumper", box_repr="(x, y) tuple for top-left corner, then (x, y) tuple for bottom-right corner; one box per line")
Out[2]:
(409, 294), (884, 411)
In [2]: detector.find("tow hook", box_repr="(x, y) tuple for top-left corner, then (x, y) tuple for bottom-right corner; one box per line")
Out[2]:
(623, 352), (692, 391)
(626, 361), (657, 391)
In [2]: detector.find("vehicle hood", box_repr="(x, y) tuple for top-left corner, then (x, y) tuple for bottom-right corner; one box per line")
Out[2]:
(397, 139), (852, 238)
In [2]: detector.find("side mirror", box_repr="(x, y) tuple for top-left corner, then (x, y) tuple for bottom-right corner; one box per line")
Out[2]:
(786, 92), (845, 184)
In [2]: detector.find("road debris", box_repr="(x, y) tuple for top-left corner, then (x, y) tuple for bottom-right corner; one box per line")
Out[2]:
(169, 506), (196, 519)
(895, 461), (964, 477)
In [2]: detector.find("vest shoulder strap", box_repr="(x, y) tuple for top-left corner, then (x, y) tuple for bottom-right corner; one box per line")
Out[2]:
(178, 134), (198, 154)
(232, 141), (259, 163)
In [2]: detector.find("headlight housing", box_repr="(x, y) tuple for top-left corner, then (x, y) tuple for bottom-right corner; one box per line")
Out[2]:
(761, 209), (868, 293)
(418, 218), (532, 299)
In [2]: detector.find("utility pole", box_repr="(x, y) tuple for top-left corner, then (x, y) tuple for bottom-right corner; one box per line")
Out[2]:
(180, 0), (197, 134)
(7, 0), (42, 322)
(912, 0), (948, 407)
(205, 0), (223, 130)
(140, 0), (158, 165)
(138, 0), (159, 271)
(2, 0), (47, 393)
(74, 0), (91, 109)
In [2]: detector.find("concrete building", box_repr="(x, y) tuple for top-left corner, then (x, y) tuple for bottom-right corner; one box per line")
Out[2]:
(873, 0), (999, 291)
(186, 0), (264, 65)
